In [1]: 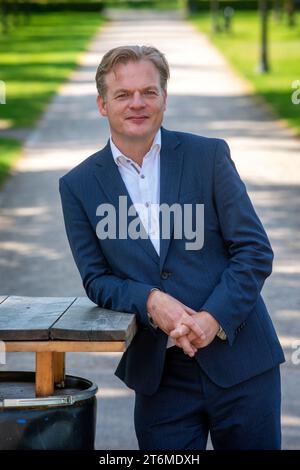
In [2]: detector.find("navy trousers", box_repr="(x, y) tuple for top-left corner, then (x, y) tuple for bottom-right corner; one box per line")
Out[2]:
(134, 345), (281, 450)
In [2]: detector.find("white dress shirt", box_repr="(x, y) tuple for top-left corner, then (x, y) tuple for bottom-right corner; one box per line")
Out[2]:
(110, 129), (175, 348)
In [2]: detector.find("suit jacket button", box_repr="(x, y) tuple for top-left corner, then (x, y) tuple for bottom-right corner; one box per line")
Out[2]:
(161, 271), (170, 280)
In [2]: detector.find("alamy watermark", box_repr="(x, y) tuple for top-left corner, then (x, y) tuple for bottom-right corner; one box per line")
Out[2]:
(95, 196), (204, 251)
(291, 80), (300, 105)
(291, 340), (300, 365)
(0, 80), (6, 104)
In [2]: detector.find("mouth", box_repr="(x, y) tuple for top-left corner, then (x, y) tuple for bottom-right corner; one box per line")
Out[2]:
(126, 115), (149, 123)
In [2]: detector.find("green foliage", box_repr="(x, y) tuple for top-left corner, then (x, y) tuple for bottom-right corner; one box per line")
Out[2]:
(1, 1), (105, 12)
(0, 11), (104, 184)
(0, 12), (103, 128)
(191, 10), (300, 136)
(103, 0), (180, 9)
(1, 0), (180, 12)
(186, 0), (259, 12)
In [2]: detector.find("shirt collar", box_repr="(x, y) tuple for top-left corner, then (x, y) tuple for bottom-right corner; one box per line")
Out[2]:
(110, 128), (161, 167)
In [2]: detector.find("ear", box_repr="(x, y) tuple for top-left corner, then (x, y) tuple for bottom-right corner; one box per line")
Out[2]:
(162, 89), (167, 111)
(97, 95), (107, 117)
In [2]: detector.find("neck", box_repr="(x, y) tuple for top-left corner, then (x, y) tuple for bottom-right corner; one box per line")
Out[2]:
(111, 131), (158, 166)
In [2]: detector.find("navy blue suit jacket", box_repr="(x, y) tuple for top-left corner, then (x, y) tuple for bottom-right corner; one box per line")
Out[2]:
(59, 127), (285, 396)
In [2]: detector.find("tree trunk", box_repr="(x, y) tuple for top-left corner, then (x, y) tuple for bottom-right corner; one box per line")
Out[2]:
(211, 0), (221, 33)
(285, 0), (296, 27)
(258, 0), (270, 73)
(273, 0), (283, 23)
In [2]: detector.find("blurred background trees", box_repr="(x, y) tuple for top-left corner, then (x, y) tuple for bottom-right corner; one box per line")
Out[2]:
(0, 0), (299, 183)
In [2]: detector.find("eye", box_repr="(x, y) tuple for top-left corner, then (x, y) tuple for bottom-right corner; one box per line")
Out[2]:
(144, 90), (157, 96)
(115, 93), (129, 100)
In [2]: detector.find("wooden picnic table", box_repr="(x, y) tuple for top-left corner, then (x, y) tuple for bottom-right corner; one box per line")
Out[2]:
(0, 295), (137, 398)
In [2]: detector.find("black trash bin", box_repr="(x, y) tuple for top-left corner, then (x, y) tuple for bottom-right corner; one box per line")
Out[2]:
(0, 371), (98, 450)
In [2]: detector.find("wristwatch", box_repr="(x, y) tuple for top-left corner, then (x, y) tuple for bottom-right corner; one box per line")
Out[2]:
(217, 324), (227, 340)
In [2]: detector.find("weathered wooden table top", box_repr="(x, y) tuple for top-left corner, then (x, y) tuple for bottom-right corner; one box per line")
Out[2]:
(0, 295), (137, 343)
(0, 296), (137, 397)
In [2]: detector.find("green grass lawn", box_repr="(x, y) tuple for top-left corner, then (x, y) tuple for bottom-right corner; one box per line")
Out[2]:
(191, 10), (300, 136)
(0, 138), (22, 187)
(0, 11), (104, 184)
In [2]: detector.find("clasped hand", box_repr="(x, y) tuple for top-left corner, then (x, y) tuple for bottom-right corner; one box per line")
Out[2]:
(146, 290), (220, 357)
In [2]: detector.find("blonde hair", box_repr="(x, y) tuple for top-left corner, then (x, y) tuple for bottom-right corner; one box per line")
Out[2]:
(95, 45), (170, 97)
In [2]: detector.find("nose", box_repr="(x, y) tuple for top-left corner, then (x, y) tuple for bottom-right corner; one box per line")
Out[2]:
(129, 91), (145, 109)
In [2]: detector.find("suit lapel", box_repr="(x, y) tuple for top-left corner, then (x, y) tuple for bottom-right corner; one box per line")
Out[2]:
(159, 128), (184, 270)
(93, 129), (184, 269)
(93, 141), (159, 264)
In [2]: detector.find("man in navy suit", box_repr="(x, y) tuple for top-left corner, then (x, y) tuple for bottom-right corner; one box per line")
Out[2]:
(59, 45), (285, 450)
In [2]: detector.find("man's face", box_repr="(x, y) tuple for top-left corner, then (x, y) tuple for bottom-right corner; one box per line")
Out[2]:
(97, 59), (167, 143)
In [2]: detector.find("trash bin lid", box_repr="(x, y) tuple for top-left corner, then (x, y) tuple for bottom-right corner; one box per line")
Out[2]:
(0, 372), (98, 408)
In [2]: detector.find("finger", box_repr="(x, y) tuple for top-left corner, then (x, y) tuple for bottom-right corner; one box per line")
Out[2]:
(187, 331), (198, 342)
(181, 316), (206, 341)
(186, 335), (198, 352)
(176, 339), (196, 356)
(176, 335), (196, 357)
(191, 339), (204, 349)
(175, 337), (197, 353)
(170, 324), (190, 338)
(171, 324), (202, 342)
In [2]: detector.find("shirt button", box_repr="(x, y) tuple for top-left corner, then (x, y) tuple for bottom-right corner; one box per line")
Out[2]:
(145, 202), (150, 208)
(161, 271), (170, 280)
(140, 174), (145, 179)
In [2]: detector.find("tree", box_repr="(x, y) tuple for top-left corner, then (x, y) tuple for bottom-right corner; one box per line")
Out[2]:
(0, 0), (32, 35)
(285, 0), (296, 27)
(257, 0), (270, 73)
(211, 0), (221, 33)
(273, 0), (283, 22)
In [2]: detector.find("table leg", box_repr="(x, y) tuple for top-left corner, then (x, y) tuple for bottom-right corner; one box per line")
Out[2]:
(35, 351), (54, 397)
(53, 352), (65, 388)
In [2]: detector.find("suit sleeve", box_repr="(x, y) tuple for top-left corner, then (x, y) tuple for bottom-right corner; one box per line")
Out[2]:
(59, 177), (157, 330)
(201, 139), (274, 345)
